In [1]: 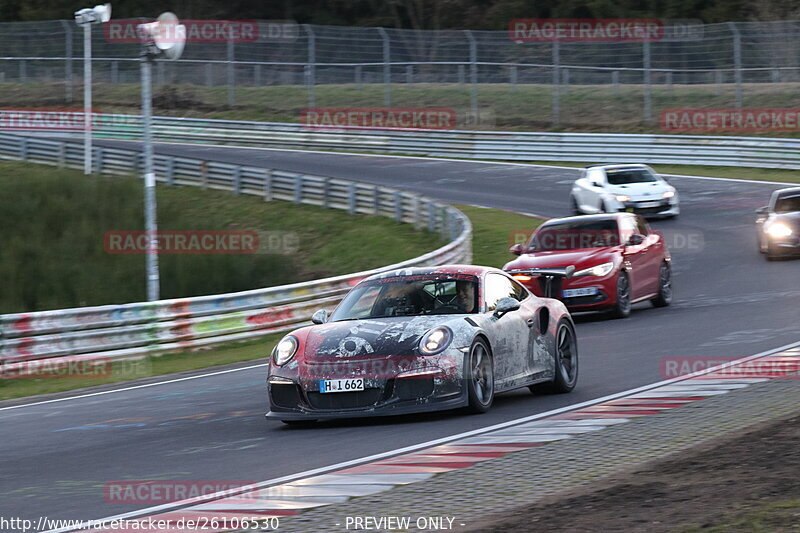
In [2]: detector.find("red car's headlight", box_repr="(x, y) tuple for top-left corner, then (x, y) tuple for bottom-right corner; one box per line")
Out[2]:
(273, 336), (298, 366)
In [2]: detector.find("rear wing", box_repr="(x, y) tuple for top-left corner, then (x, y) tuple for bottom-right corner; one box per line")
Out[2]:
(505, 266), (575, 299)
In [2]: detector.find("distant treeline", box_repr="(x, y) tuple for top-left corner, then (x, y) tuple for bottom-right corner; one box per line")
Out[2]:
(0, 0), (795, 27)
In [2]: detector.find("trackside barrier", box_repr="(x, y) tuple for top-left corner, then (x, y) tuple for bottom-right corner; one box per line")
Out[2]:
(74, 114), (800, 170)
(0, 132), (472, 371)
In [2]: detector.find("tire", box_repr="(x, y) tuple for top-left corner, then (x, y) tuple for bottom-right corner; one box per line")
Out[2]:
(529, 319), (578, 394)
(651, 261), (673, 308)
(609, 271), (632, 319)
(570, 195), (581, 215)
(465, 338), (494, 414)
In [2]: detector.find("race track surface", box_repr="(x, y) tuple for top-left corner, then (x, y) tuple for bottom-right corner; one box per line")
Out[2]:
(2, 141), (798, 523)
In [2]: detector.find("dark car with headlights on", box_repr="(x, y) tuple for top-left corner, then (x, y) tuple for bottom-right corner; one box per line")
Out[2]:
(757, 187), (800, 260)
(266, 265), (577, 424)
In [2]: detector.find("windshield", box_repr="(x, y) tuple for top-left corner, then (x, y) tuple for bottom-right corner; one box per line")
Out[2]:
(775, 194), (800, 213)
(330, 274), (479, 320)
(606, 168), (659, 185)
(531, 220), (621, 251)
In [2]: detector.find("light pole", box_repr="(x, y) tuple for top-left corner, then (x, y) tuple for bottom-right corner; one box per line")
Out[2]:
(74, 4), (111, 175)
(138, 13), (185, 301)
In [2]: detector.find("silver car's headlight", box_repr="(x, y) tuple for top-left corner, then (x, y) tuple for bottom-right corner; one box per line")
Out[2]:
(663, 190), (676, 199)
(766, 223), (793, 238)
(419, 327), (453, 355)
(614, 194), (631, 203)
(573, 261), (615, 277)
(273, 335), (298, 366)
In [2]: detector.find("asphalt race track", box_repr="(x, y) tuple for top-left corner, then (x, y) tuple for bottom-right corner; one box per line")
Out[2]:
(2, 140), (799, 524)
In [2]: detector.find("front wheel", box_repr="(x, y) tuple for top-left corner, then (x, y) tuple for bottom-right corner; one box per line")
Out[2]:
(465, 338), (494, 413)
(570, 195), (581, 215)
(530, 319), (578, 394)
(609, 271), (632, 318)
(651, 261), (673, 307)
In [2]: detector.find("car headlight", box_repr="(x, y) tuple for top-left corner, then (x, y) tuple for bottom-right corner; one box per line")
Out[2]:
(419, 327), (453, 355)
(614, 194), (631, 203)
(573, 261), (615, 277)
(662, 190), (675, 199)
(766, 223), (793, 238)
(273, 336), (298, 366)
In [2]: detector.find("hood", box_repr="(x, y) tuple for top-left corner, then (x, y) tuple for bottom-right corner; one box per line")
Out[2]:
(504, 247), (618, 271)
(608, 181), (671, 200)
(303, 316), (462, 363)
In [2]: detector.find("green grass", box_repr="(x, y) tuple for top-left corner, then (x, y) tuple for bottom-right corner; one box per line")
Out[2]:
(0, 204), (542, 401)
(681, 500), (800, 533)
(0, 161), (444, 313)
(4, 80), (800, 135)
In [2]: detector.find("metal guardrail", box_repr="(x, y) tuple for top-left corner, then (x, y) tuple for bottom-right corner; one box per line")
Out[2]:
(0, 132), (472, 373)
(85, 114), (800, 170)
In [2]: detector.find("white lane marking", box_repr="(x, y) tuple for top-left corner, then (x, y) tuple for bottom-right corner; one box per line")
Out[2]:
(0, 363), (268, 412)
(109, 138), (795, 187)
(46, 339), (800, 533)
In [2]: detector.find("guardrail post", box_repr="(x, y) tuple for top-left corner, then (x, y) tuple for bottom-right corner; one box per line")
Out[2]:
(200, 160), (208, 189)
(355, 65), (362, 88)
(57, 142), (66, 168)
(643, 41), (652, 123)
(377, 27), (391, 106)
(227, 37), (236, 107)
(458, 64), (465, 87)
(304, 24), (316, 108)
(19, 137), (27, 162)
(665, 71), (673, 94)
(111, 61), (118, 84)
(94, 146), (103, 174)
(19, 59), (27, 83)
(205, 63), (213, 87)
(612, 70), (619, 95)
(551, 41), (560, 127)
(562, 68), (570, 94)
(394, 191), (403, 222)
(263, 169), (272, 201)
(233, 165), (242, 194)
(166, 156), (175, 186)
(728, 22), (743, 109)
(373, 186), (380, 214)
(348, 183), (357, 214)
(322, 177), (330, 208)
(60, 20), (73, 104)
(294, 175), (303, 203)
(254, 64), (261, 86)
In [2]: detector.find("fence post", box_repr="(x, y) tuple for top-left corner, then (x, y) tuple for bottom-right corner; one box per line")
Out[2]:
(200, 160), (208, 188)
(58, 142), (66, 168)
(157, 61), (165, 86)
(60, 20), (73, 104)
(458, 64), (465, 87)
(19, 59), (27, 83)
(728, 22), (743, 109)
(612, 70), (619, 95)
(322, 177), (330, 208)
(643, 40), (652, 123)
(355, 65), (362, 88)
(377, 27), (391, 106)
(665, 71), (673, 93)
(94, 146), (103, 174)
(254, 64), (261, 86)
(552, 41), (560, 127)
(373, 186), (380, 214)
(111, 61), (118, 83)
(304, 24), (316, 108)
(19, 137), (28, 161)
(348, 183), (357, 214)
(562, 68), (570, 94)
(464, 30), (478, 126)
(227, 36), (235, 106)
(205, 63), (212, 87)
(510, 65), (517, 92)
(263, 169), (272, 201)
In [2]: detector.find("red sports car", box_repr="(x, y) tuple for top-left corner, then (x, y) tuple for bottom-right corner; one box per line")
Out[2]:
(504, 213), (672, 318)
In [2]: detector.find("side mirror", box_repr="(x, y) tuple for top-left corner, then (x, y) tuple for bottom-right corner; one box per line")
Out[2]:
(592, 180), (603, 188)
(509, 243), (525, 255)
(626, 233), (645, 246)
(756, 206), (769, 216)
(493, 297), (521, 319)
(311, 309), (328, 324)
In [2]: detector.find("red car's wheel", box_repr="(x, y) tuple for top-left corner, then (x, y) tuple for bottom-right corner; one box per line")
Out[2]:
(609, 271), (632, 318)
(651, 261), (673, 307)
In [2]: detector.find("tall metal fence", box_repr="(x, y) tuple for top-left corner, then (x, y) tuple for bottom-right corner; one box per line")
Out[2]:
(1, 20), (800, 127)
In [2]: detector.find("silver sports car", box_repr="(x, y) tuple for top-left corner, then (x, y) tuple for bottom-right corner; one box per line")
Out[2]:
(266, 265), (578, 424)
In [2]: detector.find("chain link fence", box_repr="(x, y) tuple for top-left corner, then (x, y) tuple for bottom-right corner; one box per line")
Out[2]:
(1, 20), (800, 130)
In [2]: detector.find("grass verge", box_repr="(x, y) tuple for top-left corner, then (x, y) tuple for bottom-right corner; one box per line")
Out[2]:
(0, 204), (543, 401)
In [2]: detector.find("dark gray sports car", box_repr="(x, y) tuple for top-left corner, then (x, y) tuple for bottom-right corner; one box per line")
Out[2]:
(266, 265), (577, 424)
(757, 187), (800, 260)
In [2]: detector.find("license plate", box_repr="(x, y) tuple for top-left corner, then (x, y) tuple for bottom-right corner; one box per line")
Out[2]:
(638, 201), (660, 208)
(319, 378), (365, 393)
(563, 287), (598, 298)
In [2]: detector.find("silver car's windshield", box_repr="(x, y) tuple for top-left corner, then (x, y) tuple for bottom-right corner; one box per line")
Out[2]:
(330, 275), (479, 320)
